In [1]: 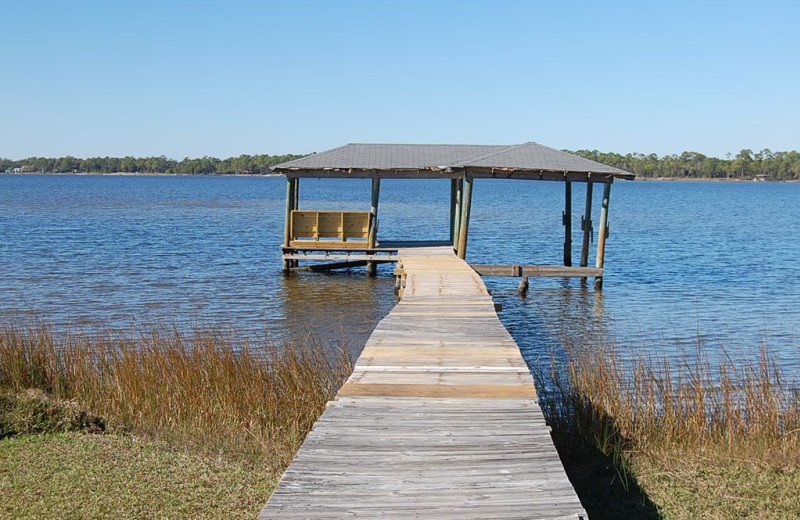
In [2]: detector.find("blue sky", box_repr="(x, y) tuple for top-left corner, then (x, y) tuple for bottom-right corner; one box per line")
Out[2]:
(2, 0), (797, 159)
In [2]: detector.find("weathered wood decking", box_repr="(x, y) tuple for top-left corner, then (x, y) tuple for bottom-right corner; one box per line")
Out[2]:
(259, 247), (587, 519)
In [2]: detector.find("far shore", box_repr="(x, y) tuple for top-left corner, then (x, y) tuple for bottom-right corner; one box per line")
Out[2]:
(3, 171), (797, 182)
(641, 176), (799, 183)
(2, 171), (281, 177)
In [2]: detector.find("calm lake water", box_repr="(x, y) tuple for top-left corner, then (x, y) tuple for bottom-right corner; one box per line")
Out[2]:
(1, 174), (798, 378)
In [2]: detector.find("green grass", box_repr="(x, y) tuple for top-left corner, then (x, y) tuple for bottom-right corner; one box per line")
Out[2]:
(0, 432), (275, 520)
(634, 451), (800, 519)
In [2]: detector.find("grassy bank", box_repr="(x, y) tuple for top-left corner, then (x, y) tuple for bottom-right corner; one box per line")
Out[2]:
(4, 320), (800, 518)
(542, 344), (800, 519)
(0, 321), (351, 518)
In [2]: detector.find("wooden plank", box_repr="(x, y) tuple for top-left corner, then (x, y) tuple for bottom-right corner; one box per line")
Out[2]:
(471, 264), (603, 278)
(376, 240), (455, 249)
(282, 240), (452, 254)
(294, 260), (369, 272)
(338, 383), (537, 398)
(283, 253), (397, 261)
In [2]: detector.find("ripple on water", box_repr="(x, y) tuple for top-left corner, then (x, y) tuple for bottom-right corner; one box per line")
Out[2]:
(1, 175), (798, 378)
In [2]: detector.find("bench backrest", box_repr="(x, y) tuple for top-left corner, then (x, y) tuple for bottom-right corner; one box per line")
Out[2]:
(290, 210), (371, 248)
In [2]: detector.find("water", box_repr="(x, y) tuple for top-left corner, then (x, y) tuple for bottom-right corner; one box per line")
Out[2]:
(1, 174), (798, 376)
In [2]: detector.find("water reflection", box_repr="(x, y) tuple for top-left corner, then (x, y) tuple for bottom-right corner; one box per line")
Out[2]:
(280, 269), (396, 358)
(488, 278), (610, 363)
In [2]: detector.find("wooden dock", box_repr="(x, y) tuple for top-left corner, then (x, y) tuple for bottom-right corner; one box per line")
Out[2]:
(259, 246), (587, 519)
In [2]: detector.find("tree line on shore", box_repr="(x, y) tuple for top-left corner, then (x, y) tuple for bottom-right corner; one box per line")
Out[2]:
(2, 148), (799, 180)
(571, 148), (800, 181)
(0, 153), (304, 175)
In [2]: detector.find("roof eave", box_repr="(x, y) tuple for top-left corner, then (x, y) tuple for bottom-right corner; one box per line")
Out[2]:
(464, 167), (631, 183)
(272, 166), (463, 179)
(271, 166), (634, 181)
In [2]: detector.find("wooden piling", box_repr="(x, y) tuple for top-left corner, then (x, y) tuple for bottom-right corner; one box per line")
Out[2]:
(563, 181), (572, 267)
(594, 182), (611, 290)
(579, 182), (593, 284)
(456, 177), (474, 259)
(517, 276), (529, 297)
(449, 179), (457, 243)
(452, 178), (463, 249)
(282, 177), (296, 272)
(366, 178), (381, 277)
(291, 178), (299, 268)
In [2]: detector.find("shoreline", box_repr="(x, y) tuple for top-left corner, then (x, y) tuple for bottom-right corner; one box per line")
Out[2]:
(2, 171), (797, 182)
(1, 171), (282, 177)
(639, 176), (799, 183)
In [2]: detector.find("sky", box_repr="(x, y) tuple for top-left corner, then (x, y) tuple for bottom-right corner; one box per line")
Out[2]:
(1, 0), (798, 160)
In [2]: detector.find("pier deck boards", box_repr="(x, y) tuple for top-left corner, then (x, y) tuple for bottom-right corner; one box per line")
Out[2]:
(259, 246), (587, 519)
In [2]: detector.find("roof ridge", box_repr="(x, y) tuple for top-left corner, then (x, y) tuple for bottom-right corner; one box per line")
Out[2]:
(455, 143), (529, 166)
(522, 140), (631, 174)
(346, 142), (505, 148)
(274, 142), (353, 168)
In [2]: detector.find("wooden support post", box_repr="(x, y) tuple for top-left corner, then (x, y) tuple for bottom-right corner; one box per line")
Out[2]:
(563, 181), (572, 267)
(579, 182), (593, 283)
(366, 177), (381, 277)
(518, 276), (529, 297)
(594, 182), (612, 290)
(282, 176), (296, 273)
(449, 179), (458, 243)
(290, 178), (299, 268)
(456, 176), (474, 259)
(452, 178), (463, 249)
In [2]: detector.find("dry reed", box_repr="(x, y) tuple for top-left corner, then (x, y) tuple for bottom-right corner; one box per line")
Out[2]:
(0, 320), (351, 470)
(542, 342), (800, 471)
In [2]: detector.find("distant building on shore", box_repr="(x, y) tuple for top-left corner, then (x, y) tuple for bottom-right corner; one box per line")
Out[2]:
(5, 166), (36, 173)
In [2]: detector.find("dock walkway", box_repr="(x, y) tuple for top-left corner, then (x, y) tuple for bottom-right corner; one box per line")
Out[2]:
(259, 247), (587, 519)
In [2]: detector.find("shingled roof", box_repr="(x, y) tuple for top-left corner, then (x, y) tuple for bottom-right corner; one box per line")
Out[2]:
(272, 142), (634, 181)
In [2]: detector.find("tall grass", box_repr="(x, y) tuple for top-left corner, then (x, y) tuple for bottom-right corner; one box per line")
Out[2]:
(0, 320), (351, 470)
(542, 342), (800, 471)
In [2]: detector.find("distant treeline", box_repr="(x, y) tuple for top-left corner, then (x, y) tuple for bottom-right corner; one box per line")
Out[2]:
(570, 149), (800, 181)
(0, 153), (305, 175)
(3, 148), (799, 180)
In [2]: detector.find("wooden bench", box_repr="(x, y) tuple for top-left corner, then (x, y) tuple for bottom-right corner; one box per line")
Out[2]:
(289, 210), (372, 249)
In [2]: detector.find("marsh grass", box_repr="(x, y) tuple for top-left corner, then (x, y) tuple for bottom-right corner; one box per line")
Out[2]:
(0, 320), (351, 470)
(540, 342), (800, 518)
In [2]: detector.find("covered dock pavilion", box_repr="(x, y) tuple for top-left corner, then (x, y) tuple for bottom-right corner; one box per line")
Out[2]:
(273, 142), (633, 289)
